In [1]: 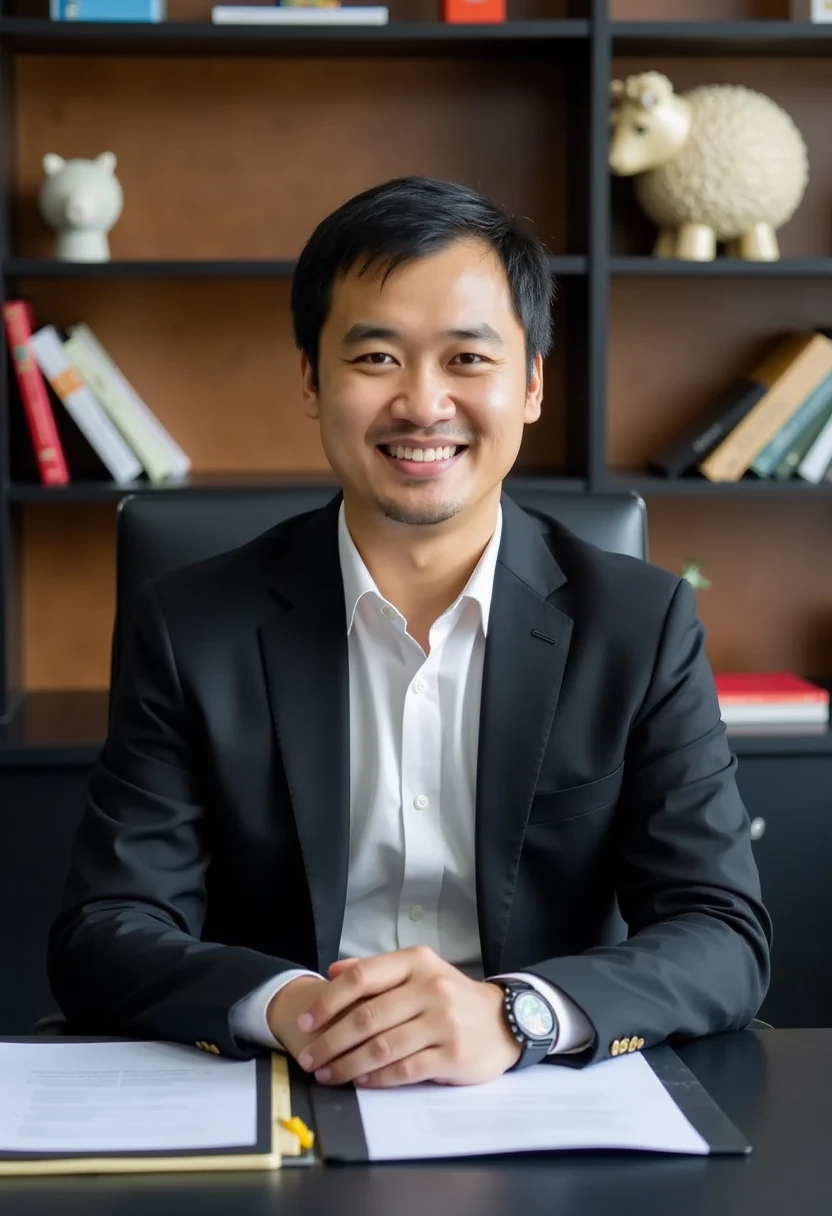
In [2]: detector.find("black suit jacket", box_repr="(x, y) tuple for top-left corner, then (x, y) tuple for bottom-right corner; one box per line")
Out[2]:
(47, 491), (772, 1066)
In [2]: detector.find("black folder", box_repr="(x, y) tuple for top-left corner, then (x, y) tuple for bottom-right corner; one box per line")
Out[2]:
(308, 1044), (752, 1162)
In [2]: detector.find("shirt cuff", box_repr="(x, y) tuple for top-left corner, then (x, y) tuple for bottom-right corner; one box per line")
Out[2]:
(490, 971), (595, 1054)
(229, 969), (324, 1051)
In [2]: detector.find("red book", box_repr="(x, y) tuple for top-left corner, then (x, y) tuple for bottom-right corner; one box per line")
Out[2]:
(3, 300), (70, 487)
(714, 673), (828, 704)
(714, 673), (829, 726)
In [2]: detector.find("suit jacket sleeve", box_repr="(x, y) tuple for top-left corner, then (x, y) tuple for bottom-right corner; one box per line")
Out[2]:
(525, 576), (772, 1068)
(47, 578), (304, 1059)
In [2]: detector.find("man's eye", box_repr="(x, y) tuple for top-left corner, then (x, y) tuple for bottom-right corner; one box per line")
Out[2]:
(452, 353), (486, 365)
(355, 352), (394, 365)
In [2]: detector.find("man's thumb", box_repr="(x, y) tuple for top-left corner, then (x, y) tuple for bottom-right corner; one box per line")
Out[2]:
(328, 957), (361, 977)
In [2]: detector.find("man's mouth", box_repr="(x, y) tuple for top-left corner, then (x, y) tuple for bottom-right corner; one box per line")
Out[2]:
(376, 443), (469, 479)
(379, 443), (465, 464)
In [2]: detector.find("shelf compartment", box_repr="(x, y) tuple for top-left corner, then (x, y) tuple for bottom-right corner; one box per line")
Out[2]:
(611, 21), (832, 57)
(6, 473), (587, 504)
(4, 256), (588, 279)
(0, 18), (591, 58)
(610, 258), (832, 278)
(605, 474), (832, 496)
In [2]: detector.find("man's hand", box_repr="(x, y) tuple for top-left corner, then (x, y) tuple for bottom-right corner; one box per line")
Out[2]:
(293, 946), (523, 1088)
(266, 976), (330, 1061)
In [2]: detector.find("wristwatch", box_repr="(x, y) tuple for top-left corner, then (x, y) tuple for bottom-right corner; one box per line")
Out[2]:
(496, 979), (559, 1070)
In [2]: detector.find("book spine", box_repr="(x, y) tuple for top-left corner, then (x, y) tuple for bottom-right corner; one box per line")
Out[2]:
(66, 324), (191, 478)
(59, 0), (165, 20)
(699, 334), (832, 482)
(773, 394), (832, 480)
(797, 410), (832, 482)
(2, 302), (70, 487)
(648, 379), (766, 478)
(212, 6), (390, 23)
(62, 335), (172, 483)
(750, 369), (832, 478)
(28, 326), (144, 485)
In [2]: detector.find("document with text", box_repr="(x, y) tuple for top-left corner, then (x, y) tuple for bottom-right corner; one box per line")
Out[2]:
(0, 1041), (258, 1155)
(355, 1053), (710, 1160)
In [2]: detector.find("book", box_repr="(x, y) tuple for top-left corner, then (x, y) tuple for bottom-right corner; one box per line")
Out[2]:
(211, 5), (390, 23)
(714, 673), (829, 726)
(27, 326), (144, 486)
(2, 302), (70, 487)
(773, 392), (832, 479)
(0, 1040), (311, 1177)
(796, 407), (832, 482)
(51, 0), (166, 19)
(648, 379), (767, 478)
(62, 325), (190, 483)
(698, 332), (832, 482)
(750, 368), (832, 478)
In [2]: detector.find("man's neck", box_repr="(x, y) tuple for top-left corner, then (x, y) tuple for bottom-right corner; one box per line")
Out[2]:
(343, 492), (500, 637)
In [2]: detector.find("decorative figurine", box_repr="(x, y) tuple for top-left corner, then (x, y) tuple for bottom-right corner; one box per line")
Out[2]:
(38, 151), (123, 263)
(608, 72), (809, 261)
(680, 560), (712, 591)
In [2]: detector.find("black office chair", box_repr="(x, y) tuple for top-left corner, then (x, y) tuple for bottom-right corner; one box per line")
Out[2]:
(109, 479), (648, 689)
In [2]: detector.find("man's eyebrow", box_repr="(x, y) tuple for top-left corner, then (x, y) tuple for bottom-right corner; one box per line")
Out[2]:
(341, 323), (400, 345)
(340, 322), (503, 345)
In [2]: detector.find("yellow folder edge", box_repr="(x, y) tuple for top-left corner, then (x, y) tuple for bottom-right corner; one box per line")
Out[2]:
(0, 1053), (291, 1178)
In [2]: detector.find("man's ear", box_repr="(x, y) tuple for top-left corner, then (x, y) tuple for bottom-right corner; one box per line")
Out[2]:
(301, 353), (319, 420)
(524, 353), (543, 425)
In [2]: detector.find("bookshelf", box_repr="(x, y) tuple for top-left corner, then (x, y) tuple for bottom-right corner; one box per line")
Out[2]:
(2, 0), (832, 758)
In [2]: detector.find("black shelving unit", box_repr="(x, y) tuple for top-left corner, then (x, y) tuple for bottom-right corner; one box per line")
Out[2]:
(2, 2), (832, 754)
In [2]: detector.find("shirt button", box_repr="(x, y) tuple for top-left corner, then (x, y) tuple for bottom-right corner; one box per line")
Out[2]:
(409, 905), (424, 921)
(414, 794), (429, 810)
(413, 678), (427, 694)
(381, 605), (395, 619)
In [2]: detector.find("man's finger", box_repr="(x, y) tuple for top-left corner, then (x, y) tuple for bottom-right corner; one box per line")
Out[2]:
(327, 958), (361, 978)
(313, 1020), (439, 1087)
(299, 984), (426, 1074)
(299, 951), (417, 1032)
(355, 1046), (447, 1089)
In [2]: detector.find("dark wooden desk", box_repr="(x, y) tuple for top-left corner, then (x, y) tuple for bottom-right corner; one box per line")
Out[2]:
(0, 1029), (829, 1216)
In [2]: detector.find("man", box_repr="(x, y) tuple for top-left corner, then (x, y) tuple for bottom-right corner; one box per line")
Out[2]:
(48, 175), (771, 1090)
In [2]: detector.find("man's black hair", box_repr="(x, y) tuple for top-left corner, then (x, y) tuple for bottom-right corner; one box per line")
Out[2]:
(290, 175), (554, 386)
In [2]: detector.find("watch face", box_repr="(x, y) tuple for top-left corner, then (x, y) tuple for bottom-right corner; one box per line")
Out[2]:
(514, 990), (555, 1039)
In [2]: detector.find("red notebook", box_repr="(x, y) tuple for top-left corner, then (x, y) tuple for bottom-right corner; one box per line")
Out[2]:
(714, 673), (828, 704)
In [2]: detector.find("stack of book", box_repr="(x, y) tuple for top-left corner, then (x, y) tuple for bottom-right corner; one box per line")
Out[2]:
(2, 300), (191, 488)
(715, 673), (830, 730)
(649, 329), (832, 484)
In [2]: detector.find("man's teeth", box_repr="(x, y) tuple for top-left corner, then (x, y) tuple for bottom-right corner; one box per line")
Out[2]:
(385, 445), (458, 463)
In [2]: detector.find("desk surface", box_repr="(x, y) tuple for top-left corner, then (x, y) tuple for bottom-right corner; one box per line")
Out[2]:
(1, 1028), (829, 1216)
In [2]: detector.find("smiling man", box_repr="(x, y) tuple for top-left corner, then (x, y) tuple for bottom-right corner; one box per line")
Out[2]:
(48, 176), (772, 1088)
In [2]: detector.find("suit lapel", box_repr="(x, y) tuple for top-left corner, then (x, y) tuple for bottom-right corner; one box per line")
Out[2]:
(475, 493), (573, 975)
(258, 493), (350, 974)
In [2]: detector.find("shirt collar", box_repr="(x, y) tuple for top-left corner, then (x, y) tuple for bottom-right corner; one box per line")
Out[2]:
(337, 500), (502, 637)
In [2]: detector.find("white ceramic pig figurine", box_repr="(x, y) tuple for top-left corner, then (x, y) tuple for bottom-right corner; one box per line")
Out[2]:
(38, 151), (123, 262)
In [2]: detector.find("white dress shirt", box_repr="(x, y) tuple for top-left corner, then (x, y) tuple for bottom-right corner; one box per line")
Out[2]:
(230, 502), (593, 1056)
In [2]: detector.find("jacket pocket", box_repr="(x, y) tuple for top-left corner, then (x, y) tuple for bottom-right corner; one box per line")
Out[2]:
(527, 762), (624, 825)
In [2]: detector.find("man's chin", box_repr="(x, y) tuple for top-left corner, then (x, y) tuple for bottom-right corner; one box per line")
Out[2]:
(375, 494), (466, 528)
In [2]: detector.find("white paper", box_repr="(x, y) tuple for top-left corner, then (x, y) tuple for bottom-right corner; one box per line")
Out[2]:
(355, 1053), (709, 1160)
(0, 1042), (258, 1154)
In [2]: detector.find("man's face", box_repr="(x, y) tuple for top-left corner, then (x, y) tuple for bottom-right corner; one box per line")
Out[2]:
(301, 237), (543, 528)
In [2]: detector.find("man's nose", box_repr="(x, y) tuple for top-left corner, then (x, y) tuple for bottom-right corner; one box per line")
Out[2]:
(389, 370), (456, 426)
